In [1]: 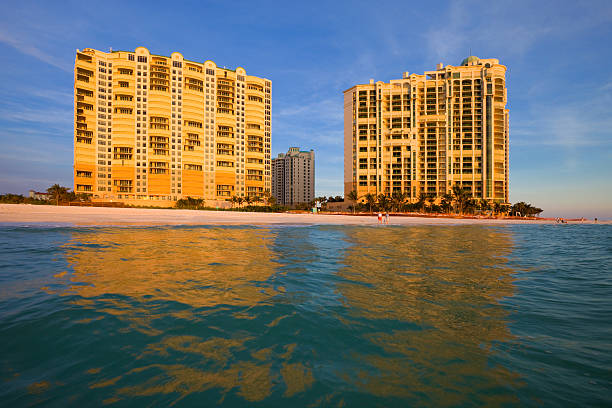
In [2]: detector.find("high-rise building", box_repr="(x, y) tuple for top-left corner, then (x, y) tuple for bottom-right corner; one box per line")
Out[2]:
(272, 147), (315, 206)
(343, 56), (508, 203)
(74, 47), (271, 204)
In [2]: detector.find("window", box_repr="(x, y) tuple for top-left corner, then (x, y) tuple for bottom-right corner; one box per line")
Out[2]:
(184, 163), (202, 171)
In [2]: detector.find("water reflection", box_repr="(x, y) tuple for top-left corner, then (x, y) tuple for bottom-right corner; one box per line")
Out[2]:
(4, 224), (609, 406)
(60, 226), (315, 404)
(335, 226), (520, 405)
(52, 225), (520, 405)
(63, 226), (278, 308)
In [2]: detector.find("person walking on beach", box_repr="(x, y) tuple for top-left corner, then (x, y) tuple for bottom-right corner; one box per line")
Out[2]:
(385, 212), (389, 224)
(377, 213), (382, 224)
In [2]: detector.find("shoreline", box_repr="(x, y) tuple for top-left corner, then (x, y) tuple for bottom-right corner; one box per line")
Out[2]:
(0, 204), (605, 227)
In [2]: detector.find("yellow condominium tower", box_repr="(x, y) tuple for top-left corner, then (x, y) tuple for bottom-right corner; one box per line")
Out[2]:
(344, 56), (508, 203)
(74, 47), (271, 204)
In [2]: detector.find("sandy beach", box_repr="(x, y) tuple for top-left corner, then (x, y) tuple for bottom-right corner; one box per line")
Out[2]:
(0, 204), (601, 226)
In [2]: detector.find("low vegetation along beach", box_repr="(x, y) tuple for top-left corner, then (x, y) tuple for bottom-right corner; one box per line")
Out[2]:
(0, 204), (601, 226)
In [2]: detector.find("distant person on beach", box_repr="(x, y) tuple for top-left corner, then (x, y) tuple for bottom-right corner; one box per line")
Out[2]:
(377, 213), (382, 224)
(385, 212), (389, 224)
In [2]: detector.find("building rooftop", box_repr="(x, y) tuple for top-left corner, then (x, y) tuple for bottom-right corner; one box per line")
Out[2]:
(461, 55), (480, 66)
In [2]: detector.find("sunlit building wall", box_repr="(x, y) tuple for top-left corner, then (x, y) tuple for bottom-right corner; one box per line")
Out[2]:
(343, 56), (509, 203)
(74, 47), (271, 203)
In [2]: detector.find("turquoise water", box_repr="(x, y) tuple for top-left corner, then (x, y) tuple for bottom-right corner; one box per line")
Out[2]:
(0, 224), (610, 407)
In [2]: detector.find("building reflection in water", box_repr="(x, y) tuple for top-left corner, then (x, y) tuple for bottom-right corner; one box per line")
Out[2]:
(334, 226), (520, 405)
(57, 225), (520, 405)
(63, 226), (279, 309)
(61, 226), (311, 403)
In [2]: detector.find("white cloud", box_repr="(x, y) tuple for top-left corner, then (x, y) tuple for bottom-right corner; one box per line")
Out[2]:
(0, 28), (72, 72)
(276, 97), (342, 122)
(512, 84), (612, 148)
(0, 103), (72, 129)
(424, 0), (612, 62)
(25, 88), (74, 106)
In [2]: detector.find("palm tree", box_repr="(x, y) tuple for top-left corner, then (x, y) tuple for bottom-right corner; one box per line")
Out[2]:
(416, 193), (426, 213)
(451, 185), (470, 214)
(441, 193), (453, 214)
(479, 198), (490, 214)
(493, 201), (502, 216)
(425, 196), (435, 213)
(237, 196), (244, 208)
(244, 195), (252, 206)
(511, 202), (543, 217)
(530, 206), (543, 217)
(230, 195), (238, 208)
(346, 190), (359, 213)
(464, 198), (477, 214)
(364, 193), (376, 213)
(262, 190), (274, 206)
(377, 194), (390, 212)
(391, 191), (406, 212)
(47, 184), (68, 206)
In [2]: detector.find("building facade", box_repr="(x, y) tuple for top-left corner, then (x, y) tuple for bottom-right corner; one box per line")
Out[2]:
(74, 47), (271, 203)
(272, 147), (315, 206)
(28, 190), (49, 201)
(343, 56), (508, 203)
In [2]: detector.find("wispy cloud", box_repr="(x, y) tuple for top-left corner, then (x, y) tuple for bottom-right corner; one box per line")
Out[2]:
(274, 96), (343, 150)
(424, 0), (612, 61)
(425, 2), (548, 61)
(0, 128), (72, 163)
(512, 83), (612, 148)
(0, 103), (72, 128)
(275, 129), (343, 148)
(0, 28), (72, 72)
(24, 88), (74, 106)
(276, 97), (342, 122)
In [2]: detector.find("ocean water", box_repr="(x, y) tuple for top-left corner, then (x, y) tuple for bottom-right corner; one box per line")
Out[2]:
(0, 224), (610, 407)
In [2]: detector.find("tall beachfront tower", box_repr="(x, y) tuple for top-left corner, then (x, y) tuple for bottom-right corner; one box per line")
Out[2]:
(343, 56), (508, 203)
(74, 47), (271, 204)
(272, 147), (315, 206)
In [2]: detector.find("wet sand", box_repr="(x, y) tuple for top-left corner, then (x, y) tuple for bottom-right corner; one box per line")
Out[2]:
(1, 204), (600, 226)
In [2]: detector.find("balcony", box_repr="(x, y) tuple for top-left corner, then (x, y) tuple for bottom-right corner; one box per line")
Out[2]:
(76, 170), (92, 178)
(149, 162), (168, 174)
(76, 184), (93, 192)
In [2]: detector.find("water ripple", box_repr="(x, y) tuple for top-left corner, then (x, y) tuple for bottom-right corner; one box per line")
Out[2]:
(0, 224), (610, 406)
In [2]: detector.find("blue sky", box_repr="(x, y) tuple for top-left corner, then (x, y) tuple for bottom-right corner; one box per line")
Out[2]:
(0, 0), (611, 218)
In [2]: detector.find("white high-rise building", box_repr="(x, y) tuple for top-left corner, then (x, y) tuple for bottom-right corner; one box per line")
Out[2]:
(272, 147), (315, 206)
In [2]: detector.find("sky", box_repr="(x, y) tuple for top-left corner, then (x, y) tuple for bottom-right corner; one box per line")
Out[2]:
(0, 0), (611, 218)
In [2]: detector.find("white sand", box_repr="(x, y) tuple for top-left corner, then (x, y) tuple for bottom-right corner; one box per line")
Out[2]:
(1, 203), (599, 227)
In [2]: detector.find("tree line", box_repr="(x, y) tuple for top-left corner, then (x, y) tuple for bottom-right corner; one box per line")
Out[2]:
(341, 186), (543, 217)
(176, 191), (284, 212)
(0, 184), (91, 206)
(0, 184), (543, 217)
(228, 191), (276, 207)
